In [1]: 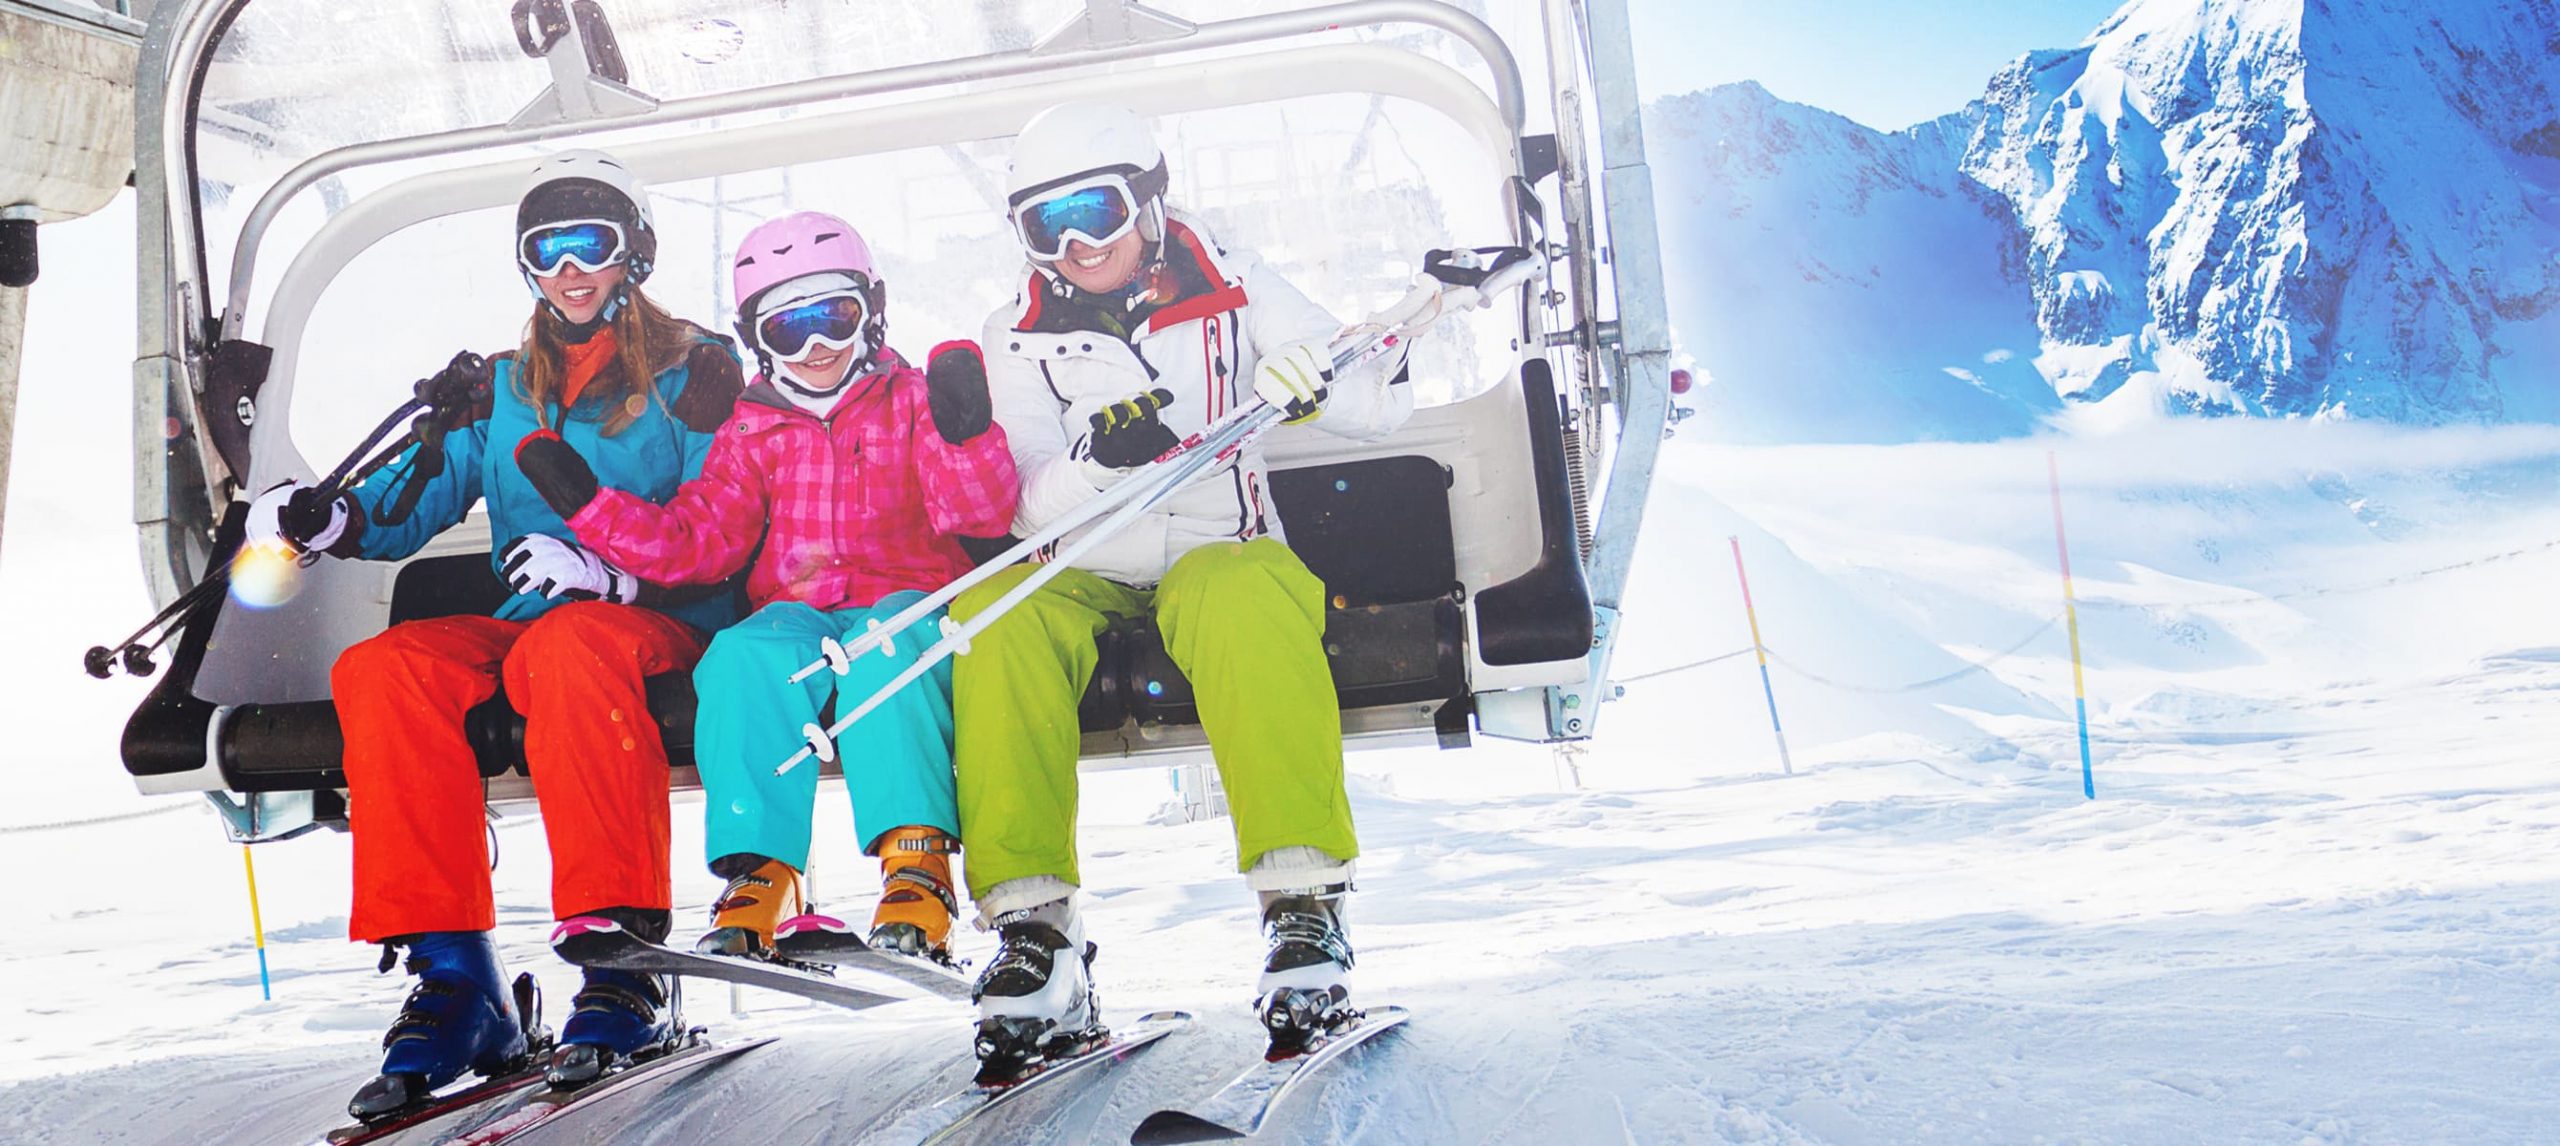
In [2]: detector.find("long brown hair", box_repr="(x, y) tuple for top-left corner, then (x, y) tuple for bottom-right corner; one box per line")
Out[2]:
(516, 288), (701, 435)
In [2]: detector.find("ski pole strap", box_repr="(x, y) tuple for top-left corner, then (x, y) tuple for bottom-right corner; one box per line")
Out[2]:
(1422, 246), (1533, 289)
(317, 396), (432, 497)
(373, 430), (445, 528)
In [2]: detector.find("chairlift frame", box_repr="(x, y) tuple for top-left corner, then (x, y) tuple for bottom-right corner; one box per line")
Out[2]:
(116, 0), (1675, 840)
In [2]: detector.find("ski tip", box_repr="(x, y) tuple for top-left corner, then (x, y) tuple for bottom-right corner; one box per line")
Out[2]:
(1133, 1010), (1194, 1025)
(1129, 1110), (1244, 1145)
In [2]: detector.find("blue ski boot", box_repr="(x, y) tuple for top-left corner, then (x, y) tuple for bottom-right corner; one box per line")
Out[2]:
(549, 908), (680, 1086)
(348, 931), (536, 1120)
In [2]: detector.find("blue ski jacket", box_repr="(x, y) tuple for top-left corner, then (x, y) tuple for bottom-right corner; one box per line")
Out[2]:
(344, 331), (747, 634)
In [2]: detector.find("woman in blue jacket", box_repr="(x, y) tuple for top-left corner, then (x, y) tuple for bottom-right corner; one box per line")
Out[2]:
(247, 150), (742, 1115)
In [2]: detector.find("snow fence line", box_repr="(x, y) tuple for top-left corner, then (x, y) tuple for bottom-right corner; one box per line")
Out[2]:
(1611, 531), (2560, 694)
(1612, 613), (2057, 695)
(0, 801), (196, 834)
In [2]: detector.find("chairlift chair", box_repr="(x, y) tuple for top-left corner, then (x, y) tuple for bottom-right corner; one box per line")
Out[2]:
(110, 0), (1675, 843)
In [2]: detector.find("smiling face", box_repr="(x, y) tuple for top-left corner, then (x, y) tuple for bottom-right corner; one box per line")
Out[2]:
(1053, 231), (1146, 295)
(781, 341), (862, 393)
(538, 262), (626, 326)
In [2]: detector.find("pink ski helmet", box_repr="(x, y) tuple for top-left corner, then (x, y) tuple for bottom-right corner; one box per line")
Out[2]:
(730, 211), (889, 375)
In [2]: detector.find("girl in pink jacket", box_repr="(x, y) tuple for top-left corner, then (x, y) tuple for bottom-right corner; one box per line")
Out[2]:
(514, 211), (1017, 963)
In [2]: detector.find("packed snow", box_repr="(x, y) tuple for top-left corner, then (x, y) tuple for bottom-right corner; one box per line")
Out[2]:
(8, 403), (2560, 1141)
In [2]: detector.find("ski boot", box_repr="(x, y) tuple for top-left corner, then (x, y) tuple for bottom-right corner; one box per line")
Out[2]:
(868, 826), (960, 962)
(1254, 882), (1356, 1056)
(348, 931), (544, 1120)
(695, 855), (805, 959)
(548, 908), (680, 1087)
(970, 896), (1101, 1084)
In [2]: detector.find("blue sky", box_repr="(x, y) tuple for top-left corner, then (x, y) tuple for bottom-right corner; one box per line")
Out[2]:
(1627, 0), (2131, 130)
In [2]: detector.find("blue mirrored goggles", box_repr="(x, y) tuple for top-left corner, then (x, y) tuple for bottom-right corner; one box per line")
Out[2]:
(1012, 178), (1143, 261)
(518, 219), (629, 278)
(754, 291), (871, 363)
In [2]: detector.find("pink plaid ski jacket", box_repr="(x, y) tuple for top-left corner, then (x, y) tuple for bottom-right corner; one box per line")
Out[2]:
(566, 348), (1018, 612)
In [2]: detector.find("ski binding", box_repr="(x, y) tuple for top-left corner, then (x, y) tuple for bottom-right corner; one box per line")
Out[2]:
(550, 914), (913, 1012)
(772, 912), (972, 1000)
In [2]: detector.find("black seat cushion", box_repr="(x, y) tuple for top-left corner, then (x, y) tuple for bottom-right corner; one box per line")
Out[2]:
(219, 454), (1467, 791)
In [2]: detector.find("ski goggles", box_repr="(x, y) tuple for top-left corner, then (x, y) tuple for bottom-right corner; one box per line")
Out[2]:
(517, 219), (630, 278)
(1011, 174), (1146, 261)
(754, 289), (871, 363)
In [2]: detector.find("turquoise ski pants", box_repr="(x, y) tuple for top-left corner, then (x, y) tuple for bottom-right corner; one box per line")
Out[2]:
(691, 596), (957, 869)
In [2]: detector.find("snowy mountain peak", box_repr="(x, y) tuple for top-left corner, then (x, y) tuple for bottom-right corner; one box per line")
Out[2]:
(1652, 0), (2560, 442)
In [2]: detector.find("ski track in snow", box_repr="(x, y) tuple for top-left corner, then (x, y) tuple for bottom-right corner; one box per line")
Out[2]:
(10, 425), (2560, 1143)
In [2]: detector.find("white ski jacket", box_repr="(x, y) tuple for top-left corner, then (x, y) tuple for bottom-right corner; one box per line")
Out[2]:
(982, 215), (1413, 586)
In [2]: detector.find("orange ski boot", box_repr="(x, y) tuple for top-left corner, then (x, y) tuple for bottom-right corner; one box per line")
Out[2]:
(869, 826), (960, 960)
(695, 856), (805, 959)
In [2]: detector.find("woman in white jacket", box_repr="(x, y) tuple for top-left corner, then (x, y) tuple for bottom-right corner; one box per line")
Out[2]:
(953, 101), (1412, 1075)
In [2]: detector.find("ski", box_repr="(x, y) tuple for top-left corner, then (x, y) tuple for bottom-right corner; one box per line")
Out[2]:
(772, 914), (973, 1000)
(871, 1010), (1191, 1145)
(552, 915), (916, 1012)
(436, 1033), (774, 1145)
(310, 1067), (554, 1145)
(1127, 1006), (1410, 1144)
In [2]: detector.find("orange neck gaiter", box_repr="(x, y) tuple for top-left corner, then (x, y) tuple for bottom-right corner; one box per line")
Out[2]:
(560, 325), (621, 411)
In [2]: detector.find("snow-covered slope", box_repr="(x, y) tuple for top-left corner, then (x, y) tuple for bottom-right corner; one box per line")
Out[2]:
(1655, 0), (2560, 441)
(10, 421), (2560, 1143)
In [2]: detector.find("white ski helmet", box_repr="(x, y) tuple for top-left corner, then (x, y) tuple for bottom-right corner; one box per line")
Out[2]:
(1004, 101), (1169, 252)
(517, 149), (658, 321)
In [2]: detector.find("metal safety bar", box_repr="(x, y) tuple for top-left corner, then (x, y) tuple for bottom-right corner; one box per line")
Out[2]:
(188, 0), (1529, 341)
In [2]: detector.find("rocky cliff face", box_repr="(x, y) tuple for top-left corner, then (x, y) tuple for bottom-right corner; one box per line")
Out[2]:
(1651, 0), (2560, 442)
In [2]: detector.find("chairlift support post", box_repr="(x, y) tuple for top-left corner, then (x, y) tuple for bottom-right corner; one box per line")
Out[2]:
(0, 0), (143, 560)
(1474, 0), (1672, 745)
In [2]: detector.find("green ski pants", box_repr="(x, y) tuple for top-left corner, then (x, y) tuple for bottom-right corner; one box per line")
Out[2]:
(951, 538), (1357, 899)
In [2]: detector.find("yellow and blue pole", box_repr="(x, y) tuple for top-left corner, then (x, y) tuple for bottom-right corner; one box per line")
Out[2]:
(1728, 536), (1794, 776)
(242, 844), (273, 1000)
(2047, 451), (2095, 799)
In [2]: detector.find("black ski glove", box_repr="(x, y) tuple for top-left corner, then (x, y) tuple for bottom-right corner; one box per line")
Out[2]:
(924, 340), (994, 446)
(248, 480), (363, 557)
(1086, 388), (1179, 470)
(514, 430), (600, 518)
(413, 351), (495, 432)
(283, 486), (365, 556)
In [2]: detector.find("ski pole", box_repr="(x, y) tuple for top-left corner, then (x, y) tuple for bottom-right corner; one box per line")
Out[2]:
(780, 248), (1545, 687)
(782, 397), (1276, 685)
(82, 397), (433, 679)
(775, 404), (1288, 777)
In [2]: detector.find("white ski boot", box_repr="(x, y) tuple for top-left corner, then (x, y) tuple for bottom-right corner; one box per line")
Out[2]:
(1255, 882), (1355, 1055)
(969, 896), (1100, 1083)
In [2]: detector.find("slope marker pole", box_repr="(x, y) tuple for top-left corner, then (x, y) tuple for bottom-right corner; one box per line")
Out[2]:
(2047, 450), (2096, 799)
(1728, 536), (1794, 776)
(242, 844), (273, 1000)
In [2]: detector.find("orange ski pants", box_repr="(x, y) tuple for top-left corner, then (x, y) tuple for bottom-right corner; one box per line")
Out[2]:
(335, 602), (706, 942)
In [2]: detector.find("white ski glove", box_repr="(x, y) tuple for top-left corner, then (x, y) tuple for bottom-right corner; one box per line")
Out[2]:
(497, 533), (641, 604)
(1252, 340), (1332, 425)
(244, 479), (355, 556)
